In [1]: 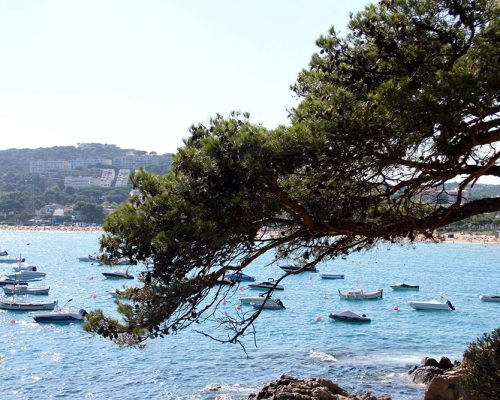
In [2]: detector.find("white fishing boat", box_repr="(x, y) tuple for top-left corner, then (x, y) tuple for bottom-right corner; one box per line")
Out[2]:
(321, 274), (345, 280)
(31, 308), (87, 323)
(0, 278), (29, 286)
(0, 256), (26, 264)
(102, 271), (134, 280)
(408, 299), (455, 310)
(0, 297), (57, 311)
(3, 284), (50, 295)
(248, 278), (284, 291)
(240, 293), (280, 305)
(250, 298), (286, 310)
(5, 270), (46, 280)
(479, 295), (500, 303)
(390, 283), (419, 291)
(338, 288), (383, 300)
(329, 310), (371, 323)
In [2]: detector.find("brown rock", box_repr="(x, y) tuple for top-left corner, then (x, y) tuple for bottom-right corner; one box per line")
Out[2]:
(424, 369), (472, 400)
(410, 366), (445, 384)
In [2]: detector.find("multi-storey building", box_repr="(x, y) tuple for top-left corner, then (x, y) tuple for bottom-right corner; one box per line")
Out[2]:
(115, 169), (131, 187)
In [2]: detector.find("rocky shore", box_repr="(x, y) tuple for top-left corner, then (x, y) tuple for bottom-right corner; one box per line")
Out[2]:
(408, 356), (472, 400)
(245, 376), (391, 400)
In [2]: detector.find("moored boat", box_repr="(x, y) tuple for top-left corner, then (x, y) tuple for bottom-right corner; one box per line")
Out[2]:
(329, 310), (371, 323)
(77, 255), (98, 262)
(250, 298), (286, 310)
(479, 295), (500, 303)
(408, 299), (455, 310)
(0, 256), (26, 264)
(240, 293), (280, 305)
(102, 271), (134, 280)
(226, 272), (255, 282)
(338, 288), (383, 300)
(280, 265), (318, 273)
(0, 297), (57, 311)
(3, 285), (50, 295)
(321, 274), (345, 280)
(0, 250), (8, 256)
(5, 270), (46, 280)
(248, 278), (284, 291)
(390, 283), (419, 291)
(31, 308), (87, 323)
(13, 263), (38, 272)
(0, 278), (29, 286)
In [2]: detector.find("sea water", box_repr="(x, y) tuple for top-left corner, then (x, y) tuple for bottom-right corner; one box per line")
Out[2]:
(0, 231), (498, 399)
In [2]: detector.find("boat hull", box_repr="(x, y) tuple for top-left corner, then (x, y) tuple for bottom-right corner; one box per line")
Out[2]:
(329, 313), (371, 323)
(390, 284), (419, 291)
(321, 274), (345, 280)
(102, 272), (134, 280)
(0, 300), (57, 311)
(408, 301), (453, 310)
(3, 285), (50, 295)
(338, 289), (383, 300)
(479, 295), (500, 303)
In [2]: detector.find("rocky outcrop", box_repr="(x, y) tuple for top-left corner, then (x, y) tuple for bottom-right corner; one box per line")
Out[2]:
(246, 375), (391, 400)
(408, 356), (472, 400)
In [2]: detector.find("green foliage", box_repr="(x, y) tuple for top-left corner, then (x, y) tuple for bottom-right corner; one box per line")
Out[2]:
(88, 0), (500, 345)
(461, 328), (500, 400)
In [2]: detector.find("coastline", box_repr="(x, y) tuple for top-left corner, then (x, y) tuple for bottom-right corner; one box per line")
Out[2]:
(0, 226), (498, 244)
(0, 225), (103, 233)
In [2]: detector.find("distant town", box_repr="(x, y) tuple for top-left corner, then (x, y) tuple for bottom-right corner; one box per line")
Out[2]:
(0, 143), (172, 226)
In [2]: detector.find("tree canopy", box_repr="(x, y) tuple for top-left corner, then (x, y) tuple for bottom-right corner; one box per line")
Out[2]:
(84, 0), (500, 345)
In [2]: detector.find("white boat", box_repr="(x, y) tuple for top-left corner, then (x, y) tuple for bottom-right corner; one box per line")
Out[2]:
(3, 285), (50, 295)
(408, 299), (455, 310)
(13, 263), (38, 272)
(338, 288), (383, 300)
(31, 308), (87, 323)
(102, 271), (134, 280)
(0, 278), (29, 286)
(321, 274), (345, 280)
(3, 284), (50, 295)
(479, 295), (500, 303)
(5, 270), (46, 280)
(390, 283), (419, 291)
(0, 297), (57, 311)
(0, 256), (26, 264)
(250, 298), (286, 310)
(240, 293), (280, 305)
(248, 278), (284, 291)
(329, 310), (371, 323)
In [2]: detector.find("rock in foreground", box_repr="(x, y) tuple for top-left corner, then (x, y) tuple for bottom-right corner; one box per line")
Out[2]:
(247, 375), (391, 400)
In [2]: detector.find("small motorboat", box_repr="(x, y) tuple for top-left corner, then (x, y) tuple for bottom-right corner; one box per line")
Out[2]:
(240, 293), (278, 305)
(13, 263), (38, 272)
(0, 298), (57, 311)
(408, 299), (455, 311)
(31, 308), (87, 323)
(479, 295), (500, 303)
(321, 274), (345, 280)
(329, 310), (371, 323)
(0, 256), (26, 264)
(338, 288), (383, 300)
(77, 255), (98, 262)
(0, 278), (29, 286)
(0, 250), (7, 256)
(250, 298), (286, 310)
(226, 272), (256, 282)
(390, 283), (419, 291)
(102, 271), (134, 280)
(3, 285), (50, 295)
(5, 270), (46, 280)
(248, 278), (284, 291)
(280, 265), (318, 273)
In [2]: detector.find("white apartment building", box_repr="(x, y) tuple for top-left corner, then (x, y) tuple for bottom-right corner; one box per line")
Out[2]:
(115, 169), (131, 187)
(100, 169), (116, 187)
(30, 160), (68, 174)
(64, 176), (101, 189)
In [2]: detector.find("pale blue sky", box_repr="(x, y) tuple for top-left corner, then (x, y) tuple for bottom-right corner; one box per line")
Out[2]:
(0, 0), (371, 153)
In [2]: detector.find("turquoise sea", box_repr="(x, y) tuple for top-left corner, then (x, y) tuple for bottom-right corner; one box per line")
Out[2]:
(0, 231), (498, 399)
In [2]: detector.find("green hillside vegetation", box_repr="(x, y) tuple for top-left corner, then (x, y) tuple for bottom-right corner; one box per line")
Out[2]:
(0, 143), (172, 224)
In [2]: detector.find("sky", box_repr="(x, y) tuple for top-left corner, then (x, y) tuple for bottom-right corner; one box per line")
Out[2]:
(0, 0), (370, 154)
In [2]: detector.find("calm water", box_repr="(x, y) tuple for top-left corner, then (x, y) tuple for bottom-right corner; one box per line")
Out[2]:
(0, 231), (498, 399)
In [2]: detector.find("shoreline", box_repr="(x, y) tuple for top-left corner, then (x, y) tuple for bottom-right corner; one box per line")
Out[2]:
(0, 225), (498, 244)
